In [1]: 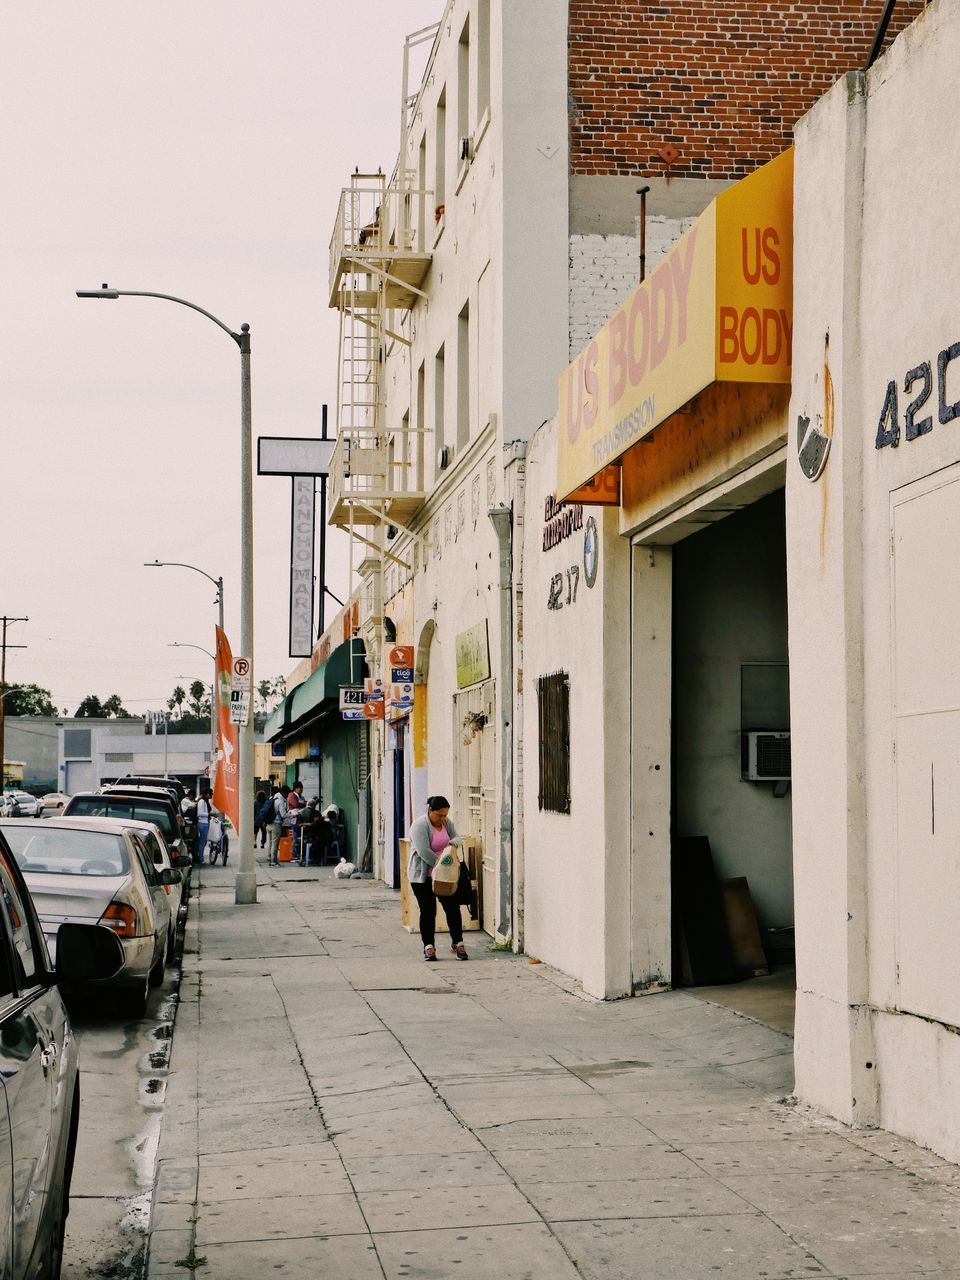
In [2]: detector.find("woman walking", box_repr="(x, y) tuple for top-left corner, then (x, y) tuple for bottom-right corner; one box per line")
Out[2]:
(196, 787), (217, 865)
(408, 795), (468, 962)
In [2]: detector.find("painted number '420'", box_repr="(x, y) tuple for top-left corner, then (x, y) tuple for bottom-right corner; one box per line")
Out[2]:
(876, 341), (960, 449)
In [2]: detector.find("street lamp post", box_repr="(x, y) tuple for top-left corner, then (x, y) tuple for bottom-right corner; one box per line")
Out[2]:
(169, 642), (217, 773)
(150, 564), (222, 780)
(78, 284), (256, 905)
(146, 561), (224, 634)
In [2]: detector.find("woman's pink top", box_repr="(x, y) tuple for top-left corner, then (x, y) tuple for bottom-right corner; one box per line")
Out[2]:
(429, 823), (452, 856)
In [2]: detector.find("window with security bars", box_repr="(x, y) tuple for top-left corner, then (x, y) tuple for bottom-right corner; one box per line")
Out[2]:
(537, 671), (570, 814)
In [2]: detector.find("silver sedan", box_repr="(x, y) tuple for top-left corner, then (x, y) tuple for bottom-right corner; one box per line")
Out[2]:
(0, 818), (181, 1018)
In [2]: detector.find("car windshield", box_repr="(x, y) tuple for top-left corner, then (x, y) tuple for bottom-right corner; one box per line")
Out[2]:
(67, 797), (177, 842)
(1, 825), (128, 876)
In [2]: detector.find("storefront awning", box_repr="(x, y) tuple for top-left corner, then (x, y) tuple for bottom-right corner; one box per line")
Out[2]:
(557, 149), (793, 502)
(265, 638), (367, 743)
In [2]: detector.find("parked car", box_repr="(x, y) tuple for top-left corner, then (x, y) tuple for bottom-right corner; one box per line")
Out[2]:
(111, 775), (187, 804)
(82, 817), (190, 953)
(39, 792), (71, 817)
(0, 825), (123, 1277)
(0, 817), (180, 1018)
(63, 790), (184, 855)
(1, 791), (41, 818)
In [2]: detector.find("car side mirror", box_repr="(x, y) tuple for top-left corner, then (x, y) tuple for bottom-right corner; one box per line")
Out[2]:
(55, 923), (124, 982)
(160, 868), (182, 885)
(174, 855), (192, 869)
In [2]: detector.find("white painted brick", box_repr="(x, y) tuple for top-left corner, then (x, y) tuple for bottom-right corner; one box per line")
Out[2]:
(568, 220), (695, 359)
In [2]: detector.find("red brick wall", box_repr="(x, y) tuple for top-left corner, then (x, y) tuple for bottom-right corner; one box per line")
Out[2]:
(569, 1), (925, 179)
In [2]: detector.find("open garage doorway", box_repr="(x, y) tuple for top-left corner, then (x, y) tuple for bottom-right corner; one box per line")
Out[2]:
(670, 489), (796, 1027)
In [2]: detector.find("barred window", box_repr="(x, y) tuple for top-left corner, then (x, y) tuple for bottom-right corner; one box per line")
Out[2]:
(537, 671), (570, 814)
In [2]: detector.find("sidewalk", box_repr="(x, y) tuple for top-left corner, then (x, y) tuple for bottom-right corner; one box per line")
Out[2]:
(146, 859), (960, 1279)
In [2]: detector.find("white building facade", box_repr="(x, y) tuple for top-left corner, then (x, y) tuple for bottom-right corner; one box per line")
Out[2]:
(789, 0), (960, 1161)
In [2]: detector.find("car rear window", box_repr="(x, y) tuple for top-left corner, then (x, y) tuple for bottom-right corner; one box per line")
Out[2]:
(66, 797), (177, 843)
(1, 825), (128, 876)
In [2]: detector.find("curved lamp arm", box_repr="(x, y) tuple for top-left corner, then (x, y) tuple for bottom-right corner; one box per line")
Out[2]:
(76, 285), (247, 347)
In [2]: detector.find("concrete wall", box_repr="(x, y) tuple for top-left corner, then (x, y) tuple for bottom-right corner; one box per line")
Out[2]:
(519, 416), (631, 998)
(789, 0), (960, 1155)
(673, 491), (792, 931)
(4, 717), (61, 791)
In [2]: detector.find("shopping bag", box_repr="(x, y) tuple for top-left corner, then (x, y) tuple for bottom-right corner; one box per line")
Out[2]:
(432, 848), (460, 897)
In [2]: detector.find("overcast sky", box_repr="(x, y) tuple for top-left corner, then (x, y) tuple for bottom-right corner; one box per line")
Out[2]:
(2, 1), (442, 717)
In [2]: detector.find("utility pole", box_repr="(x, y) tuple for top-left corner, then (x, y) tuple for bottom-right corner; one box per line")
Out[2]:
(0, 617), (29, 791)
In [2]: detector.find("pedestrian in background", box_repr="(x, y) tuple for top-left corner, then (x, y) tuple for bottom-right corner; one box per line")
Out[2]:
(266, 784), (289, 866)
(254, 789), (268, 849)
(196, 787), (216, 865)
(407, 795), (468, 961)
(181, 789), (199, 862)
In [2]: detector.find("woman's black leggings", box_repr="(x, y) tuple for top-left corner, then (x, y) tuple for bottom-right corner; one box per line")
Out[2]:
(412, 880), (464, 947)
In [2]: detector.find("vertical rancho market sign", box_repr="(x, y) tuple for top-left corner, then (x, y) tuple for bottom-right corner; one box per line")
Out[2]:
(557, 149), (793, 501)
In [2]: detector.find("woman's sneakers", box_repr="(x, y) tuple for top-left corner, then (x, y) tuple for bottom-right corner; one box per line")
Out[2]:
(451, 942), (469, 961)
(423, 945), (437, 962)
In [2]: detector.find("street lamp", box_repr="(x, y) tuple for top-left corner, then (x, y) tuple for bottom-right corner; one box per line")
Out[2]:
(169, 642), (217, 769)
(78, 284), (256, 905)
(172, 645), (220, 783)
(146, 561), (224, 634)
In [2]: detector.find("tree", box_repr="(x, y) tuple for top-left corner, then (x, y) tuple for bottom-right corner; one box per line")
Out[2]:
(172, 686), (186, 719)
(2, 683), (57, 717)
(188, 680), (208, 720)
(256, 677), (286, 713)
(101, 693), (133, 719)
(74, 694), (104, 718)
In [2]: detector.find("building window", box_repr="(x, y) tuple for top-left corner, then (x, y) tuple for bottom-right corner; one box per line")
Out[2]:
(435, 87), (446, 208)
(435, 342), (446, 468)
(477, 0), (490, 122)
(417, 361), (426, 490)
(537, 671), (570, 814)
(63, 729), (91, 758)
(457, 16), (471, 152)
(457, 301), (470, 450)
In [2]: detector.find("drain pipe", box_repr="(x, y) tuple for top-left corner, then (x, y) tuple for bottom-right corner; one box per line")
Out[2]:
(488, 502), (514, 942)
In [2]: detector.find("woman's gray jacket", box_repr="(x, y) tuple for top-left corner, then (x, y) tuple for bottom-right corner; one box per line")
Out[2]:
(407, 813), (461, 884)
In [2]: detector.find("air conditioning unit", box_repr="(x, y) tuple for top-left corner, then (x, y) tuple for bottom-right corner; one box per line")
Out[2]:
(741, 731), (791, 782)
(459, 134), (473, 163)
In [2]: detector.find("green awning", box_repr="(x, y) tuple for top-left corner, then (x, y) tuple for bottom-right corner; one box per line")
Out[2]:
(266, 639), (367, 743)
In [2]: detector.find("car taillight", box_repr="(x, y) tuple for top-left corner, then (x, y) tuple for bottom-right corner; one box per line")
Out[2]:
(100, 901), (138, 937)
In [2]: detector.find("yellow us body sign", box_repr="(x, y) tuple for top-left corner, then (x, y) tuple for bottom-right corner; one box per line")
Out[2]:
(557, 150), (792, 500)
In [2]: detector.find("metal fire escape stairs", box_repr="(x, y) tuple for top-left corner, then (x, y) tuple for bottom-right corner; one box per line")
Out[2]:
(327, 22), (439, 645)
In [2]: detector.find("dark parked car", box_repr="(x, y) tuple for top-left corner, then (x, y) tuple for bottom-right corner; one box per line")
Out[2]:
(0, 827), (123, 1277)
(63, 790), (184, 855)
(111, 775), (187, 804)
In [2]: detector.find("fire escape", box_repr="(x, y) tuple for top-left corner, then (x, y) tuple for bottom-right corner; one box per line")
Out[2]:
(327, 23), (439, 659)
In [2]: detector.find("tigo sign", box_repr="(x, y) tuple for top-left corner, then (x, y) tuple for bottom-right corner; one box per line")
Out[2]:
(557, 150), (793, 500)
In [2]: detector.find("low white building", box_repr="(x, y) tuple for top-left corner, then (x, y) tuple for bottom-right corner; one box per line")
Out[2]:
(59, 723), (212, 793)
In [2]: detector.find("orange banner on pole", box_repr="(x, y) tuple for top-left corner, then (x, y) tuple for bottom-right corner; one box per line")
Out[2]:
(213, 626), (240, 833)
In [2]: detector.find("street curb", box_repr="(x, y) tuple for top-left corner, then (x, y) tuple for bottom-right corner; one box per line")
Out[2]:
(144, 886), (202, 1277)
